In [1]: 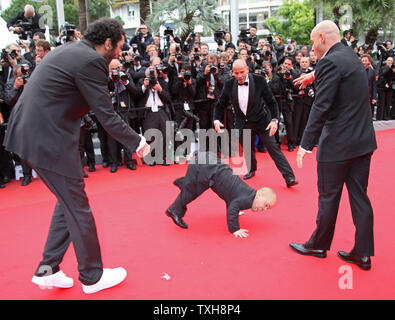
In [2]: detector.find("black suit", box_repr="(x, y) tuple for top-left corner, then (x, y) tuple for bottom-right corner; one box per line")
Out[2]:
(301, 42), (377, 256)
(168, 152), (257, 233)
(4, 40), (142, 285)
(214, 73), (295, 181)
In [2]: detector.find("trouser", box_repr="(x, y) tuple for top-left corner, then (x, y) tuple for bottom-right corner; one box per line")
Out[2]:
(32, 165), (103, 285)
(239, 124), (295, 181)
(79, 126), (95, 167)
(143, 108), (170, 163)
(168, 166), (212, 218)
(377, 89), (392, 120)
(305, 152), (374, 256)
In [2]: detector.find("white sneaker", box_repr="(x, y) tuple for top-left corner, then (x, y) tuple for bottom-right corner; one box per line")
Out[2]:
(82, 267), (127, 294)
(32, 270), (74, 289)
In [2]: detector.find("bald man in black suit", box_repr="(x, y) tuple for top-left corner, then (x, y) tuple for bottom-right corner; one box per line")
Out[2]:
(290, 21), (377, 270)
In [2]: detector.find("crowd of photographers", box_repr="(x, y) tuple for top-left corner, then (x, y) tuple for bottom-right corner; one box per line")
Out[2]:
(0, 7), (394, 188)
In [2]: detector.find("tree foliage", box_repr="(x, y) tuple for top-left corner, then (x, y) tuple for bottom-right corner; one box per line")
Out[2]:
(1, 0), (110, 34)
(310, 0), (394, 45)
(264, 0), (315, 44)
(146, 0), (225, 39)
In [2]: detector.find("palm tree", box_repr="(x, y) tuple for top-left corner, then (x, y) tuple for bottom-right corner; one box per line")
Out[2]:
(140, 0), (151, 23)
(310, 0), (394, 46)
(78, 0), (88, 33)
(146, 0), (224, 39)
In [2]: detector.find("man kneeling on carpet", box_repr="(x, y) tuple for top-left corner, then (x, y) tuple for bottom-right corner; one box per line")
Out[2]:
(165, 152), (277, 238)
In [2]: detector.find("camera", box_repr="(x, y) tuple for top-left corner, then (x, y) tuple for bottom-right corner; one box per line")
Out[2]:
(156, 63), (170, 75)
(209, 64), (218, 74)
(175, 44), (183, 63)
(278, 64), (291, 79)
(267, 34), (273, 44)
(214, 30), (225, 46)
(1, 48), (18, 64)
(178, 70), (192, 82)
(20, 63), (30, 84)
(111, 66), (129, 83)
(14, 20), (33, 40)
(164, 26), (174, 37)
(239, 27), (250, 43)
(148, 66), (157, 88)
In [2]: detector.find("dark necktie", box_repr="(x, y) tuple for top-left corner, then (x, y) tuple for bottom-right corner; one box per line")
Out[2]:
(238, 82), (248, 86)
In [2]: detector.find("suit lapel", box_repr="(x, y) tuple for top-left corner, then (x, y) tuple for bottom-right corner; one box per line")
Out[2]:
(232, 78), (240, 112)
(246, 73), (255, 114)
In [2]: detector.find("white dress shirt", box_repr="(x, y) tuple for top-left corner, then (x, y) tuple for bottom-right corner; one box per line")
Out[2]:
(238, 76), (249, 115)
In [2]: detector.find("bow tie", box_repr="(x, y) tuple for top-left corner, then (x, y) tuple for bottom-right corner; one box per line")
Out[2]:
(238, 82), (248, 86)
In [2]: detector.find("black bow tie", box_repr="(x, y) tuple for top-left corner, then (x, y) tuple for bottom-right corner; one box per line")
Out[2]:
(238, 82), (248, 86)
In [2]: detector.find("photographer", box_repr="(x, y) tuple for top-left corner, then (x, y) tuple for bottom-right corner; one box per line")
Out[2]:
(195, 53), (224, 150)
(274, 57), (300, 151)
(4, 63), (33, 186)
(138, 56), (172, 165)
(129, 24), (154, 61)
(55, 22), (77, 46)
(376, 40), (394, 63)
(163, 42), (188, 92)
(238, 48), (256, 73)
(107, 59), (141, 172)
(247, 26), (259, 50)
(377, 56), (395, 120)
(293, 57), (315, 145)
(7, 5), (45, 41)
(171, 63), (197, 162)
(360, 54), (378, 119)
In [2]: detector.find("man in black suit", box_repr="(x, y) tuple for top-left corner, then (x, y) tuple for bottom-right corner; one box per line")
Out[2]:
(4, 18), (150, 293)
(290, 21), (377, 271)
(165, 152), (277, 238)
(214, 59), (297, 187)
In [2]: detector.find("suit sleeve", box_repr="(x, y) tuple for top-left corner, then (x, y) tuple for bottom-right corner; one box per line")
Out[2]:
(227, 202), (241, 233)
(213, 79), (232, 123)
(75, 57), (142, 153)
(300, 58), (341, 151)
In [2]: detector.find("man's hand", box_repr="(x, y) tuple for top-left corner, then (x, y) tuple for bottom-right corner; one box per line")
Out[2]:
(214, 121), (225, 133)
(137, 143), (150, 158)
(266, 120), (278, 136)
(296, 146), (307, 168)
(153, 82), (162, 92)
(13, 76), (24, 89)
(233, 229), (249, 238)
(294, 72), (315, 89)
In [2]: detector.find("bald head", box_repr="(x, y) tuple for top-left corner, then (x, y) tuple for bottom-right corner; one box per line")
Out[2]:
(232, 59), (249, 84)
(310, 20), (341, 60)
(252, 187), (277, 212)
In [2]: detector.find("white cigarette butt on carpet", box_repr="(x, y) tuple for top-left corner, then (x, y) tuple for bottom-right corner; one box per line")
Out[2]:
(161, 272), (171, 280)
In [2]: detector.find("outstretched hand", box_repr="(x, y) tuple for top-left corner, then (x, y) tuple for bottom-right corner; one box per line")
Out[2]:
(294, 71), (315, 89)
(137, 143), (150, 158)
(233, 229), (249, 238)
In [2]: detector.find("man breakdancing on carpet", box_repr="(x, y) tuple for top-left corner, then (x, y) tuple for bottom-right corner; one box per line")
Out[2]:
(165, 152), (277, 238)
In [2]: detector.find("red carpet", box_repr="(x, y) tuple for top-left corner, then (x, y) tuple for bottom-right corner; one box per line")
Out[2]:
(1, 129), (395, 300)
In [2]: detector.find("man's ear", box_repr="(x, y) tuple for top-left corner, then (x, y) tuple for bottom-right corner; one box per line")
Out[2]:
(104, 38), (112, 50)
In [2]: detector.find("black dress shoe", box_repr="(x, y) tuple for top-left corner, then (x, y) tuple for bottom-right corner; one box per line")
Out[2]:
(110, 164), (118, 173)
(3, 175), (10, 183)
(161, 162), (170, 166)
(286, 178), (298, 188)
(165, 210), (188, 229)
(0, 182), (5, 188)
(21, 176), (32, 186)
(149, 162), (156, 166)
(102, 161), (110, 168)
(289, 243), (327, 258)
(88, 164), (96, 172)
(243, 171), (255, 180)
(126, 163), (136, 170)
(337, 251), (371, 270)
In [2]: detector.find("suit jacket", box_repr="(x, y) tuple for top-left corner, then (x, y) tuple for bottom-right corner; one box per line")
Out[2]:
(214, 73), (279, 130)
(187, 152), (257, 233)
(4, 40), (142, 178)
(366, 67), (377, 102)
(300, 42), (377, 162)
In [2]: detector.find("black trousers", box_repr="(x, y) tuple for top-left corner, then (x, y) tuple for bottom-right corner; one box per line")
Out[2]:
(32, 165), (103, 285)
(377, 89), (392, 120)
(240, 124), (295, 181)
(305, 152), (374, 256)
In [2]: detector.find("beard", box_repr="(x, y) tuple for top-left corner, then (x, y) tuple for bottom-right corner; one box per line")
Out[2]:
(103, 47), (118, 64)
